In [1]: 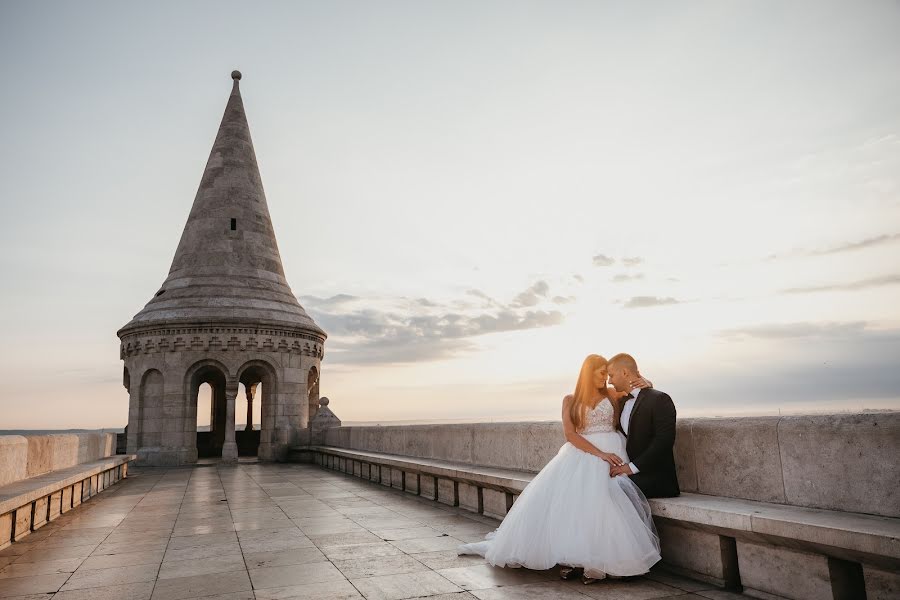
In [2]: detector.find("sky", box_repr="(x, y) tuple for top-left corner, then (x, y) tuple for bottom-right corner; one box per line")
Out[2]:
(1, 1), (899, 429)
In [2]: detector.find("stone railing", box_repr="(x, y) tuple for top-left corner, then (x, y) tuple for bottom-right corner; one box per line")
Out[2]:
(322, 413), (898, 517)
(0, 433), (117, 487)
(1, 432), (132, 549)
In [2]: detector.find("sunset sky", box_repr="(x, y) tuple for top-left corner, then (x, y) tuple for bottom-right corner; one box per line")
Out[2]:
(1, 1), (899, 429)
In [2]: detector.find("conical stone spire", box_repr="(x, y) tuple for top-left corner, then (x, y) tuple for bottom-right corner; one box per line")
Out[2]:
(119, 71), (324, 338)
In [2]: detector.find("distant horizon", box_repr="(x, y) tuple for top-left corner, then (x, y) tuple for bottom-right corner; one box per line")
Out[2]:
(2, 404), (897, 435)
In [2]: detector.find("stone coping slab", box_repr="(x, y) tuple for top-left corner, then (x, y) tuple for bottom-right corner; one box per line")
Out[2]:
(0, 454), (135, 514)
(309, 446), (900, 564)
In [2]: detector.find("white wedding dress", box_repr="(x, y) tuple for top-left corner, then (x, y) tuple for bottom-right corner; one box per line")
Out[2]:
(457, 398), (661, 578)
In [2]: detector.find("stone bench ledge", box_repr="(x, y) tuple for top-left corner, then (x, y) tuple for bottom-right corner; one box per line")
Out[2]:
(651, 493), (900, 562)
(307, 446), (533, 493)
(0, 454), (135, 514)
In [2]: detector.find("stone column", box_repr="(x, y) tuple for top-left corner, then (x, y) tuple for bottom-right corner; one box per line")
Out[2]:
(222, 390), (238, 463)
(245, 383), (257, 431)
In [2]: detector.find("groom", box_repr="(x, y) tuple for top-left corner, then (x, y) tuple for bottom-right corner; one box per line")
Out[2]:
(608, 353), (680, 498)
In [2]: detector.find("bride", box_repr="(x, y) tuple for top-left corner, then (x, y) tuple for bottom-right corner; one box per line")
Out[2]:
(457, 354), (661, 583)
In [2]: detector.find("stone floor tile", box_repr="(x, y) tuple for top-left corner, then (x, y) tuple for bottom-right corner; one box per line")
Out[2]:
(236, 526), (305, 541)
(468, 581), (594, 599)
(79, 548), (165, 569)
(0, 544), (33, 558)
(293, 518), (366, 536)
(372, 526), (446, 541)
(693, 591), (746, 600)
(242, 546), (327, 569)
(437, 564), (557, 591)
(150, 570), (252, 600)
(60, 562), (160, 591)
(389, 535), (465, 554)
(248, 560), (346, 590)
(0, 572), (70, 597)
(308, 530), (383, 548)
(576, 579), (688, 599)
(412, 549), (491, 571)
(233, 516), (295, 531)
(0, 556), (83, 578)
(350, 517), (424, 530)
(253, 579), (364, 600)
(327, 537), (409, 560)
(163, 541), (243, 563)
(239, 535), (314, 554)
(350, 570), (463, 600)
(645, 569), (717, 592)
(176, 593), (255, 600)
(172, 522), (237, 536)
(166, 531), (238, 550)
(92, 539), (170, 555)
(157, 553), (246, 580)
(52, 581), (155, 600)
(332, 553), (429, 579)
(102, 530), (172, 545)
(37, 529), (113, 548)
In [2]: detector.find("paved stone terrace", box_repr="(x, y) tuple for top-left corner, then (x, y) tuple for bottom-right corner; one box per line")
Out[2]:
(0, 461), (742, 600)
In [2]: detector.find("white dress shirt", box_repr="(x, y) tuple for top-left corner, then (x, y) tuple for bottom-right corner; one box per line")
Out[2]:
(620, 388), (641, 474)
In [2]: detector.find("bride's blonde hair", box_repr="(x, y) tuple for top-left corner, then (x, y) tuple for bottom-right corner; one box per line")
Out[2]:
(570, 354), (609, 431)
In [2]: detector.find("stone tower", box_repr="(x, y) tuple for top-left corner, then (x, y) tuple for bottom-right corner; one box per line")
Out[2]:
(118, 71), (326, 466)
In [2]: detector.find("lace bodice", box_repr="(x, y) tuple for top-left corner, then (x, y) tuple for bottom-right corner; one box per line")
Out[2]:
(580, 398), (616, 434)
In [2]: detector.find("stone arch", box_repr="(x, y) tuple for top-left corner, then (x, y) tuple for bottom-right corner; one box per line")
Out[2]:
(138, 369), (164, 450)
(236, 359), (278, 458)
(123, 366), (131, 392)
(184, 359), (231, 458)
(307, 366), (320, 421)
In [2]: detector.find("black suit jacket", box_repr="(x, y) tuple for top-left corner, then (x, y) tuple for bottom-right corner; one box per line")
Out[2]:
(623, 388), (680, 498)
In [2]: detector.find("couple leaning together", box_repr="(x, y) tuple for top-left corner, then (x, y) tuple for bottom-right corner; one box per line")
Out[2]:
(458, 353), (679, 584)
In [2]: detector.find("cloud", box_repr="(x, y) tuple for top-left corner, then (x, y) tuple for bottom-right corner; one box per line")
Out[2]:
(719, 321), (867, 340)
(593, 255), (643, 268)
(304, 282), (566, 365)
(767, 233), (900, 261)
(612, 273), (644, 283)
(552, 295), (575, 304)
(573, 274), (584, 283)
(782, 274), (900, 294)
(623, 296), (681, 309)
(512, 280), (550, 307)
(299, 294), (359, 309)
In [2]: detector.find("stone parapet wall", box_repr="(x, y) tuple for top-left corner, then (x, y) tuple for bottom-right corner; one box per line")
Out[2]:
(324, 412), (899, 517)
(0, 433), (116, 487)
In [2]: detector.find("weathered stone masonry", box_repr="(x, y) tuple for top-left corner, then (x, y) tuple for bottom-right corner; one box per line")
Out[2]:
(118, 71), (326, 466)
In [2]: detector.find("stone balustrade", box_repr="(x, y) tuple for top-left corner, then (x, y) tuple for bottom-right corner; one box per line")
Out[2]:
(0, 433), (132, 549)
(322, 413), (899, 517)
(0, 433), (117, 487)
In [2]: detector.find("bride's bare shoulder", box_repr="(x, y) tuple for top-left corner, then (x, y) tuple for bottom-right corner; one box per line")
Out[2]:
(562, 394), (574, 405)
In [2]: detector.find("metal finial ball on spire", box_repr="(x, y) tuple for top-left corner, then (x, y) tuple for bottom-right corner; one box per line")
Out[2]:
(231, 70), (242, 81)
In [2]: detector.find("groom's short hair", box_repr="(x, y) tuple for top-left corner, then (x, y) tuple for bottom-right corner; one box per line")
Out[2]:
(609, 353), (638, 373)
